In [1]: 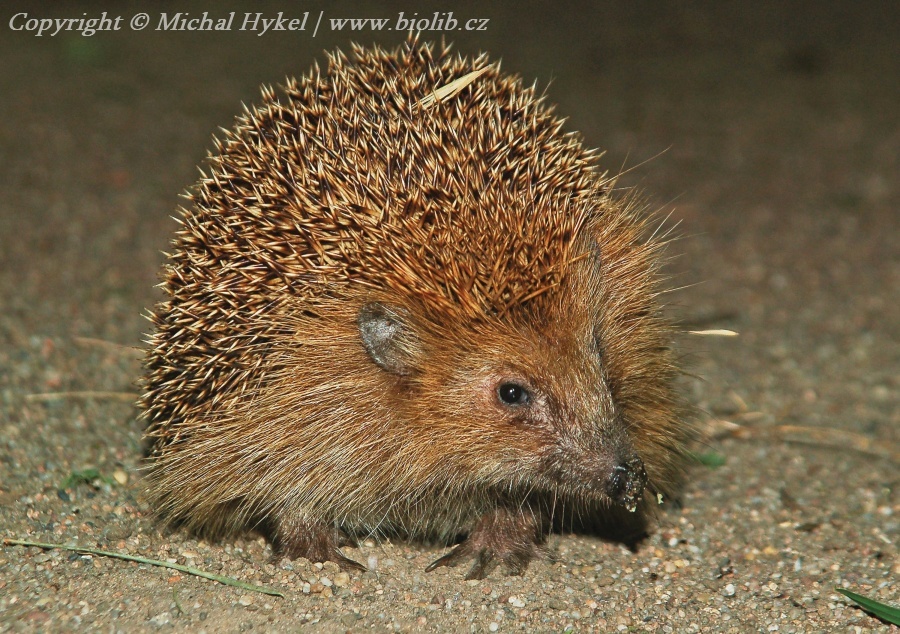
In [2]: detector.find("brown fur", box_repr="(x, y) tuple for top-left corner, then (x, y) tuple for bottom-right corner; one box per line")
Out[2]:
(140, 40), (687, 578)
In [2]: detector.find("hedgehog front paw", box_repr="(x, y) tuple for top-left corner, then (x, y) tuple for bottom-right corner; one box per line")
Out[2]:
(274, 517), (365, 572)
(425, 508), (545, 579)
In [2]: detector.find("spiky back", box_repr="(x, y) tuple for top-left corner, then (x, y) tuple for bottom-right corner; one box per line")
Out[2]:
(142, 41), (604, 446)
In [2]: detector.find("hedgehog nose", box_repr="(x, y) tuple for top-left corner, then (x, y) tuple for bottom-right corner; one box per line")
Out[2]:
(605, 456), (648, 512)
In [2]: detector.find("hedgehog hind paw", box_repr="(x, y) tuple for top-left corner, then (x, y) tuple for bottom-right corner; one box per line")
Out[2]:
(425, 508), (544, 579)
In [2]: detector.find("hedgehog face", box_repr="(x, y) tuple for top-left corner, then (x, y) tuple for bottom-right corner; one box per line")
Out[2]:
(468, 318), (649, 512)
(357, 297), (648, 511)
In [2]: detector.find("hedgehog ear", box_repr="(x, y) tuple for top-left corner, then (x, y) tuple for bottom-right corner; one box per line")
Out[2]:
(358, 302), (419, 376)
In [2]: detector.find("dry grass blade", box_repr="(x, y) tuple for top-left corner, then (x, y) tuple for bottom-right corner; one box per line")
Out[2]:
(688, 329), (739, 336)
(720, 423), (899, 463)
(419, 67), (488, 108)
(2, 538), (285, 598)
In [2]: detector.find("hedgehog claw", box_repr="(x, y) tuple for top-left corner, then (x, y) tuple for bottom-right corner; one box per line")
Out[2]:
(334, 553), (367, 573)
(425, 542), (475, 573)
(426, 544), (495, 580)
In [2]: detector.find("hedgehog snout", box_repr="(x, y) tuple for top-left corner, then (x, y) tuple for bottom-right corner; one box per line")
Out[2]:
(542, 421), (648, 510)
(603, 455), (647, 512)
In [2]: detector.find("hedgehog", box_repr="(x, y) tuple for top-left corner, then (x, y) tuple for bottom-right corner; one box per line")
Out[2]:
(140, 40), (686, 579)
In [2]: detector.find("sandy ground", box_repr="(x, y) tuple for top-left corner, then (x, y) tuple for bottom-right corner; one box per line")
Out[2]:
(1, 0), (897, 632)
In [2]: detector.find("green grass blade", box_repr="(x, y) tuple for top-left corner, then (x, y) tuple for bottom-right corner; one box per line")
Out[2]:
(836, 588), (900, 625)
(3, 538), (284, 598)
(690, 451), (727, 467)
(60, 467), (116, 489)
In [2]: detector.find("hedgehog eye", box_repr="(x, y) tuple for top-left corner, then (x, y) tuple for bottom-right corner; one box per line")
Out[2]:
(497, 382), (529, 406)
